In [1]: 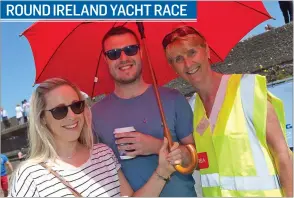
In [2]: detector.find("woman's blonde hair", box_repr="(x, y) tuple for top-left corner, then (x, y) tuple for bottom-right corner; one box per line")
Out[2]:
(26, 78), (93, 164)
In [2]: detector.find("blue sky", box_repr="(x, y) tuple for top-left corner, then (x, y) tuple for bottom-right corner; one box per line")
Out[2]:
(0, 1), (288, 118)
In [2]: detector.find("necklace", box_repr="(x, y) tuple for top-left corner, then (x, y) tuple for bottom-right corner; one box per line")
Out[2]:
(67, 151), (76, 159)
(67, 147), (77, 159)
(59, 146), (78, 159)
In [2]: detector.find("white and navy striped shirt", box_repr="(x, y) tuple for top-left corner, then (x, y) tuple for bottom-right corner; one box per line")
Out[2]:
(9, 144), (121, 197)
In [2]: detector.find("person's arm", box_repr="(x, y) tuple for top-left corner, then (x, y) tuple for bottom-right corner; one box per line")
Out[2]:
(114, 131), (163, 156)
(115, 133), (195, 166)
(119, 168), (170, 197)
(6, 160), (14, 173)
(115, 92), (196, 166)
(119, 138), (178, 197)
(3, 155), (13, 173)
(171, 92), (195, 166)
(266, 101), (293, 197)
(169, 134), (195, 166)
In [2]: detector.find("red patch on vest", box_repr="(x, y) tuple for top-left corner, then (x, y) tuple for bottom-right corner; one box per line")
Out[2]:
(198, 152), (209, 169)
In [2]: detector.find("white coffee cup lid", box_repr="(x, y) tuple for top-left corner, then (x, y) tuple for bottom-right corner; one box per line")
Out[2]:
(120, 155), (135, 160)
(114, 126), (135, 134)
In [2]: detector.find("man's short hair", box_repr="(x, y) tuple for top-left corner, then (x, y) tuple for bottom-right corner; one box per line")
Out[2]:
(102, 26), (140, 51)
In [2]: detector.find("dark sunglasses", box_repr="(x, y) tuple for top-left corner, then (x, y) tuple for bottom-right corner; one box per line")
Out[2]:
(104, 44), (140, 60)
(162, 26), (204, 49)
(45, 100), (85, 120)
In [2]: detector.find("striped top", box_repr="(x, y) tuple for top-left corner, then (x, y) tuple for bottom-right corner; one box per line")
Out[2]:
(9, 144), (121, 197)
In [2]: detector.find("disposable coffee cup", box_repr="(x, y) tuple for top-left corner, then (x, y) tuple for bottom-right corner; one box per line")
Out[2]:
(114, 126), (136, 160)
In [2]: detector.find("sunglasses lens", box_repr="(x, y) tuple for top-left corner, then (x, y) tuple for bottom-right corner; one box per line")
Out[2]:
(162, 27), (200, 49)
(70, 101), (85, 114)
(51, 106), (68, 120)
(105, 45), (139, 60)
(106, 49), (121, 60)
(124, 45), (139, 56)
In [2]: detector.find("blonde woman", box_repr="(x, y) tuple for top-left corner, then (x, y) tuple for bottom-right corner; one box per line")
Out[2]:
(9, 78), (180, 197)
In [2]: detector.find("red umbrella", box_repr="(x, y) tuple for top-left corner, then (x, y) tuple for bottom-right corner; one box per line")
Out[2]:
(21, 1), (272, 173)
(21, 1), (272, 97)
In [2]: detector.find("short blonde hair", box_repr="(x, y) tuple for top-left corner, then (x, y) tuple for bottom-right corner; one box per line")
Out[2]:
(27, 78), (93, 164)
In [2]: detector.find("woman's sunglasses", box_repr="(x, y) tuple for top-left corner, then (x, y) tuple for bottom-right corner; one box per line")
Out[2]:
(162, 26), (204, 49)
(104, 44), (140, 60)
(45, 100), (85, 120)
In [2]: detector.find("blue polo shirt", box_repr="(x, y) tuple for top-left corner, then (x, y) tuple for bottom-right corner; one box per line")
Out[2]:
(92, 86), (196, 197)
(1, 154), (8, 176)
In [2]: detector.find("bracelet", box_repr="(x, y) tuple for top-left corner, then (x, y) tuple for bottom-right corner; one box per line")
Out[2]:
(155, 171), (170, 183)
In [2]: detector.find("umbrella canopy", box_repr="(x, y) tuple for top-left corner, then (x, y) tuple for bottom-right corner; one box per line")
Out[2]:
(21, 1), (271, 97)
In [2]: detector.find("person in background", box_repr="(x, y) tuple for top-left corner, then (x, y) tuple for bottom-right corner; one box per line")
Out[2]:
(17, 148), (27, 162)
(278, 1), (293, 24)
(1, 153), (13, 197)
(22, 99), (30, 122)
(265, 24), (274, 31)
(162, 25), (293, 197)
(21, 101), (28, 123)
(1, 108), (10, 129)
(15, 104), (24, 125)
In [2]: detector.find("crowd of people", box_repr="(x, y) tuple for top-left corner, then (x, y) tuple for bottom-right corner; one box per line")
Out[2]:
(0, 99), (30, 129)
(15, 99), (30, 125)
(1, 26), (291, 197)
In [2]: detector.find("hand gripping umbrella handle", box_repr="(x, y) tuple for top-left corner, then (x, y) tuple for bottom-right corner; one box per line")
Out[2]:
(136, 22), (198, 174)
(164, 128), (198, 174)
(174, 144), (198, 174)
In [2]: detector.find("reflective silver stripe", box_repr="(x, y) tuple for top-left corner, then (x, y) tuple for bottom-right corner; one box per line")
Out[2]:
(201, 173), (219, 188)
(199, 75), (281, 191)
(201, 174), (280, 190)
(240, 74), (270, 176)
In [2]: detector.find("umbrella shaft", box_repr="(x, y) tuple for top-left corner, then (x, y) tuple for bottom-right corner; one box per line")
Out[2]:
(141, 38), (173, 149)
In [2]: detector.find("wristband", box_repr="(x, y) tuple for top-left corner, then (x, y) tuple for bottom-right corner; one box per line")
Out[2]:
(155, 171), (170, 183)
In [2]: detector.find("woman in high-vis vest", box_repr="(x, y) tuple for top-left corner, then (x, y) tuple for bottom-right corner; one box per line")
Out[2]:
(162, 26), (293, 197)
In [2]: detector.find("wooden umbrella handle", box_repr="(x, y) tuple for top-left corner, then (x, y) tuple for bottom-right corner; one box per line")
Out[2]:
(137, 22), (198, 174)
(164, 128), (198, 174)
(175, 144), (198, 174)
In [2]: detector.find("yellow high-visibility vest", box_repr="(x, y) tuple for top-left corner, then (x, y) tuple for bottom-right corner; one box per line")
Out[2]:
(192, 74), (287, 197)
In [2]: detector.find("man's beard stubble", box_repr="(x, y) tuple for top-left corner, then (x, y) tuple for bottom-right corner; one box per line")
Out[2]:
(113, 60), (142, 85)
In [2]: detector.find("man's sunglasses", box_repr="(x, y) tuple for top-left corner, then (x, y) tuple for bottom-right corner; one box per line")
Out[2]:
(162, 26), (204, 49)
(104, 44), (140, 60)
(45, 100), (85, 120)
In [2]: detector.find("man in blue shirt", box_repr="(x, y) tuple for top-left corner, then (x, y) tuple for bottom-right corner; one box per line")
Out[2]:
(1, 154), (13, 197)
(92, 26), (196, 197)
